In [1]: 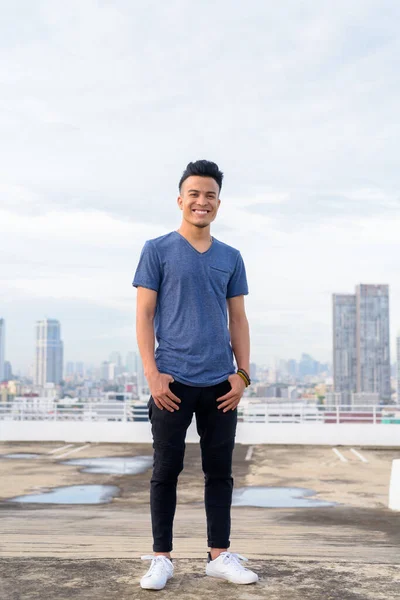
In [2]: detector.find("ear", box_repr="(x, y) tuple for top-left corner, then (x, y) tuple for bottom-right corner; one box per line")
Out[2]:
(177, 196), (183, 210)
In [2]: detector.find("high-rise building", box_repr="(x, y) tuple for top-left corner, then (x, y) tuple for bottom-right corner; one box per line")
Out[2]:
(333, 285), (391, 404)
(34, 319), (64, 386)
(4, 361), (12, 381)
(136, 353), (148, 396)
(278, 359), (289, 380)
(333, 294), (357, 406)
(356, 284), (391, 402)
(108, 362), (117, 381)
(0, 318), (5, 382)
(126, 351), (138, 376)
(100, 361), (118, 381)
(100, 361), (111, 381)
(109, 352), (123, 376)
(298, 353), (321, 378)
(75, 362), (84, 377)
(288, 359), (298, 379)
(109, 352), (122, 367)
(66, 361), (75, 377)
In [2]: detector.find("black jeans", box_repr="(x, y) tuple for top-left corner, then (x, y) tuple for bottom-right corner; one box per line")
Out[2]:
(148, 379), (237, 552)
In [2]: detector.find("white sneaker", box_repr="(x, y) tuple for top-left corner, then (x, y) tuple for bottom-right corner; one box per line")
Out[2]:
(206, 552), (259, 584)
(140, 555), (174, 590)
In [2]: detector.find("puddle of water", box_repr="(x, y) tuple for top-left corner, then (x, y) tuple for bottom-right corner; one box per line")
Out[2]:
(7, 484), (120, 504)
(1, 453), (42, 459)
(232, 486), (336, 508)
(61, 455), (153, 474)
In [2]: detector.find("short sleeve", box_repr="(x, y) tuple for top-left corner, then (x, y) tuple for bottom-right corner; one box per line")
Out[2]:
(132, 240), (162, 292)
(227, 252), (249, 298)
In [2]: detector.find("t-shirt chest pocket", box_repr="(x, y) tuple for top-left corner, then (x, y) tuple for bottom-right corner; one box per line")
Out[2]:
(209, 265), (230, 297)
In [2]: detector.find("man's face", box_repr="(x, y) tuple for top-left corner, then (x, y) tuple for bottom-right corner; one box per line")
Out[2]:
(177, 175), (221, 229)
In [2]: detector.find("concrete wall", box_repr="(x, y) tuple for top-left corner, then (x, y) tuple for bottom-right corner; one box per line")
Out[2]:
(1, 420), (400, 446)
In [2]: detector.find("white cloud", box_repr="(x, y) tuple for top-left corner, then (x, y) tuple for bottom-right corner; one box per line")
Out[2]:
(0, 208), (163, 247)
(1, 0), (399, 371)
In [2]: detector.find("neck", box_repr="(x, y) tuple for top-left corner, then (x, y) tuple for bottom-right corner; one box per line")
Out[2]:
(177, 221), (212, 243)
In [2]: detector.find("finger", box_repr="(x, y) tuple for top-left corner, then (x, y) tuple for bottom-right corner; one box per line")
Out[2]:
(156, 397), (174, 412)
(218, 397), (239, 410)
(222, 401), (239, 413)
(216, 391), (236, 402)
(160, 402), (174, 412)
(161, 396), (181, 411)
(153, 398), (164, 410)
(167, 391), (181, 403)
(164, 396), (180, 410)
(223, 405), (238, 413)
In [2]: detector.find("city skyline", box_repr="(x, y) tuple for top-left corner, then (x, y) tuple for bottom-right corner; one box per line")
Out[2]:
(1, 313), (339, 381)
(0, 314), (335, 379)
(1, 304), (399, 377)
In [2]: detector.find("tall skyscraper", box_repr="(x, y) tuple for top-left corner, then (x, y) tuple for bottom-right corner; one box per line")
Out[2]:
(109, 352), (122, 368)
(333, 285), (391, 404)
(287, 359), (298, 379)
(66, 361), (75, 377)
(356, 284), (391, 401)
(0, 319), (5, 382)
(126, 351), (138, 376)
(100, 361), (111, 381)
(249, 362), (257, 382)
(136, 352), (147, 396)
(75, 362), (84, 377)
(109, 351), (123, 376)
(34, 319), (64, 386)
(333, 294), (357, 406)
(4, 361), (12, 381)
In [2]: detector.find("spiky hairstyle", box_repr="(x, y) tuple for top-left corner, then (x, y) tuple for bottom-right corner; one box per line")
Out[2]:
(178, 160), (223, 193)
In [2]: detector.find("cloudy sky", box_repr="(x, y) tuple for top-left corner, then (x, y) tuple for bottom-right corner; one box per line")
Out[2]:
(1, 1), (400, 374)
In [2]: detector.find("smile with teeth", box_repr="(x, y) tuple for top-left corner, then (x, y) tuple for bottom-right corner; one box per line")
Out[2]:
(193, 209), (209, 214)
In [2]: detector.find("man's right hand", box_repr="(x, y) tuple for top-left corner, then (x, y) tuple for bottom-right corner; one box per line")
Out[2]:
(147, 371), (181, 412)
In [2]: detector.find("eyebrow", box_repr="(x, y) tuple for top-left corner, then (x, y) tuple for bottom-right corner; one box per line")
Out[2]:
(187, 189), (216, 196)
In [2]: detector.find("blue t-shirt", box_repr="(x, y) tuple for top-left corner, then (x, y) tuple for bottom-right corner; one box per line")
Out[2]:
(132, 230), (248, 386)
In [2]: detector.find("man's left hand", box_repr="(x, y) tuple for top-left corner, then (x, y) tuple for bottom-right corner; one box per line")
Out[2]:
(216, 373), (246, 412)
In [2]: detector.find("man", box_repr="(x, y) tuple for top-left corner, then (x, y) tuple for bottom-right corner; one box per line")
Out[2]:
(132, 160), (258, 589)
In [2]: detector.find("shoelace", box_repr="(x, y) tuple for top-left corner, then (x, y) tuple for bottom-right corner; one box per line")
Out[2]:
(141, 555), (172, 577)
(219, 552), (249, 572)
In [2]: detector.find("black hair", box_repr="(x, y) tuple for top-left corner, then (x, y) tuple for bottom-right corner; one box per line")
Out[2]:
(178, 160), (224, 193)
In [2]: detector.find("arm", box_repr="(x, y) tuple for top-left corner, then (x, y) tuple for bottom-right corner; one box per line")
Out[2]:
(227, 294), (250, 374)
(216, 295), (250, 412)
(136, 287), (158, 379)
(136, 287), (181, 411)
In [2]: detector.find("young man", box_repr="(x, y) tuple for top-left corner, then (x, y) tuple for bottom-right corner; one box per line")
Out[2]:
(132, 160), (258, 589)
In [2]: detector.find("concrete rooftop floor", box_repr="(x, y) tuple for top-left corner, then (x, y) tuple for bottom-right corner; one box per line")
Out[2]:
(0, 441), (399, 599)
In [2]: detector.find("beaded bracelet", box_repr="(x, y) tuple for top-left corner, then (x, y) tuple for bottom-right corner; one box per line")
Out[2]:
(237, 371), (249, 386)
(237, 368), (251, 386)
(238, 368), (251, 384)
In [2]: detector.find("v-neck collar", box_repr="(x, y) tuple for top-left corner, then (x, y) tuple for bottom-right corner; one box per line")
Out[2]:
(174, 230), (214, 256)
